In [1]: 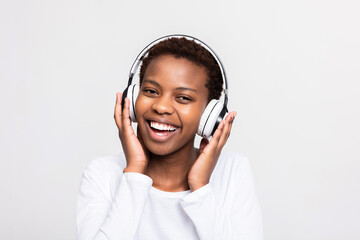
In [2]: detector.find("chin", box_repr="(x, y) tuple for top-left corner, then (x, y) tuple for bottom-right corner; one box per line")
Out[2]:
(138, 124), (196, 156)
(145, 142), (179, 156)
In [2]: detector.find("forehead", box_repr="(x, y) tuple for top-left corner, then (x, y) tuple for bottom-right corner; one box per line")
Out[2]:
(143, 55), (209, 90)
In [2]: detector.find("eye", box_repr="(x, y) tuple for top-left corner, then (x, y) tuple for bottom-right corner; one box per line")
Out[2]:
(176, 95), (193, 104)
(142, 88), (158, 96)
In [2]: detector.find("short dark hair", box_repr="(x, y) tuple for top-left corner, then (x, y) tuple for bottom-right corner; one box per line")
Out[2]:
(139, 37), (223, 101)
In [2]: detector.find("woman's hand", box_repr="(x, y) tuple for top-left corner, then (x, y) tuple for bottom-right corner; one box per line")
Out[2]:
(114, 92), (149, 174)
(187, 112), (237, 192)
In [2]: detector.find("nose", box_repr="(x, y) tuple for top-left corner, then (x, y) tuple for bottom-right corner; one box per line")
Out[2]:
(152, 95), (175, 115)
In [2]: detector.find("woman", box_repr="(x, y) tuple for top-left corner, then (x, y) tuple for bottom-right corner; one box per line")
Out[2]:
(77, 36), (263, 239)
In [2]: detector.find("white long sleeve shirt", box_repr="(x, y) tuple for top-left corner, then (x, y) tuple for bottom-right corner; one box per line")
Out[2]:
(77, 151), (263, 240)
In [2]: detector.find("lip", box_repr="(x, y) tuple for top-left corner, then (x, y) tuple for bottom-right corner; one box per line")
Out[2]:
(144, 118), (181, 143)
(146, 117), (181, 128)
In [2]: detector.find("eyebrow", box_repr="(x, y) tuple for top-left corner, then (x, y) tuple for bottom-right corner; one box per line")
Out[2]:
(143, 79), (160, 88)
(174, 87), (197, 93)
(143, 79), (198, 93)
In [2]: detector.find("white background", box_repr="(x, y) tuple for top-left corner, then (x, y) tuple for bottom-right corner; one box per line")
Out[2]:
(1, 0), (359, 239)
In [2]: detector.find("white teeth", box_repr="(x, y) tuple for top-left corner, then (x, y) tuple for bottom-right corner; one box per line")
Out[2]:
(150, 121), (177, 131)
(155, 132), (168, 136)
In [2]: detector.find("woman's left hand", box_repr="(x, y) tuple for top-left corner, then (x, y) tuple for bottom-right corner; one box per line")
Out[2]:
(188, 111), (237, 192)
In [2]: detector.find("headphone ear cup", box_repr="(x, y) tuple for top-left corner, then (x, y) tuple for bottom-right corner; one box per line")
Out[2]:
(122, 84), (139, 122)
(197, 99), (224, 138)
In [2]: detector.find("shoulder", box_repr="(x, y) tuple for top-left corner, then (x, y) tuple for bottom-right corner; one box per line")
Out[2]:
(210, 150), (255, 189)
(215, 153), (263, 237)
(84, 152), (126, 175)
(82, 152), (127, 188)
(214, 150), (251, 175)
(79, 152), (127, 200)
(211, 151), (261, 213)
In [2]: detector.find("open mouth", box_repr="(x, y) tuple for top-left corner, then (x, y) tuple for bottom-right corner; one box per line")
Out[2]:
(148, 120), (178, 136)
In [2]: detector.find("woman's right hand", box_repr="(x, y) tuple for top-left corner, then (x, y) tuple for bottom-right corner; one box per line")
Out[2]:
(114, 92), (149, 174)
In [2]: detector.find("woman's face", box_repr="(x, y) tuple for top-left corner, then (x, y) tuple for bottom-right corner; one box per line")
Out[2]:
(135, 54), (209, 156)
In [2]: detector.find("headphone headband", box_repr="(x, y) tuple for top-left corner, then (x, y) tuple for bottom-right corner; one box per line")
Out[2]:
(122, 34), (230, 138)
(127, 34), (228, 105)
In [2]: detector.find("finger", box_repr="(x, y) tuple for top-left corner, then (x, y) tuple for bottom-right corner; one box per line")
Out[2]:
(137, 126), (149, 156)
(199, 137), (209, 153)
(225, 112), (236, 137)
(137, 126), (145, 145)
(122, 98), (134, 135)
(218, 118), (230, 147)
(205, 120), (225, 152)
(218, 112), (236, 147)
(114, 92), (123, 128)
(227, 112), (236, 139)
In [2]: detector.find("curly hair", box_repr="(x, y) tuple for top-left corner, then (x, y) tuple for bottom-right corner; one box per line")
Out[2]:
(139, 37), (223, 101)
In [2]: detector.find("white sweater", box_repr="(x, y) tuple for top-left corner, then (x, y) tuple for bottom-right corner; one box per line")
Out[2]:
(77, 151), (263, 240)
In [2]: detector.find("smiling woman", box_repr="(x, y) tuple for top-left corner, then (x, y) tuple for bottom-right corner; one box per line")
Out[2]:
(76, 36), (263, 240)
(135, 55), (208, 156)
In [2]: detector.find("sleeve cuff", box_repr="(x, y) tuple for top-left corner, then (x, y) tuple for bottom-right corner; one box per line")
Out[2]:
(181, 184), (212, 204)
(123, 172), (153, 185)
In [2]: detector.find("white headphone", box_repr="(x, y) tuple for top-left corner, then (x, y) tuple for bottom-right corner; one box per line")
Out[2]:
(121, 34), (229, 138)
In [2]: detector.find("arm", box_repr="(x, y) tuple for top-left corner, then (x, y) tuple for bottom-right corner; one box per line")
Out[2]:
(180, 184), (233, 239)
(77, 159), (153, 240)
(184, 111), (263, 239)
(77, 92), (152, 239)
(180, 157), (263, 240)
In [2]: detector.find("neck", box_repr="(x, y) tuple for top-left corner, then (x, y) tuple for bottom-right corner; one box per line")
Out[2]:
(145, 141), (198, 192)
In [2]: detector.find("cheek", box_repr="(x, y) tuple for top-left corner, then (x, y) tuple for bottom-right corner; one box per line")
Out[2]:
(181, 105), (206, 129)
(135, 95), (150, 117)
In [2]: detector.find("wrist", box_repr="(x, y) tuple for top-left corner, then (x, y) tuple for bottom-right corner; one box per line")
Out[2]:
(189, 182), (208, 192)
(123, 165), (146, 174)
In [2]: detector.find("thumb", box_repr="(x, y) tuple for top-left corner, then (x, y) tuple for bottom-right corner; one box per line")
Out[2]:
(137, 126), (150, 154)
(199, 137), (209, 153)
